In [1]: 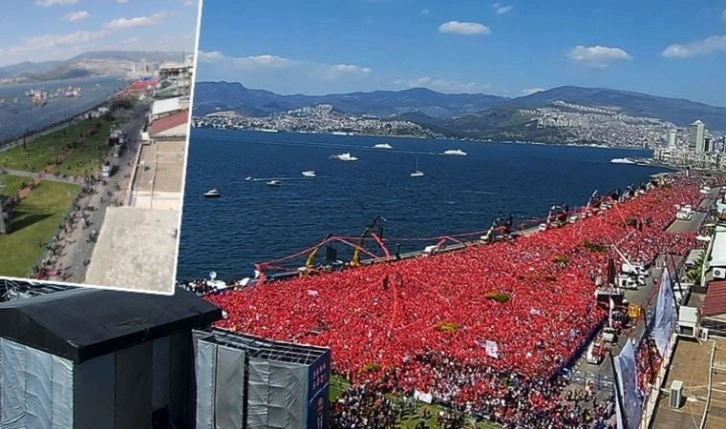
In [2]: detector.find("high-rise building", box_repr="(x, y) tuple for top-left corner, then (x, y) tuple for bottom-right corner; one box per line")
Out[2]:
(690, 119), (706, 152)
(667, 130), (676, 148)
(705, 137), (712, 152)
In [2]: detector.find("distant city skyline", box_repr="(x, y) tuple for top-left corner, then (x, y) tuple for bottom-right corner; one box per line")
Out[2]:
(196, 0), (725, 106)
(0, 0), (200, 68)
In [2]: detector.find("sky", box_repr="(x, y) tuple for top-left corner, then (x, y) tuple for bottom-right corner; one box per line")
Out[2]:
(0, 0), (200, 67)
(196, 0), (725, 106)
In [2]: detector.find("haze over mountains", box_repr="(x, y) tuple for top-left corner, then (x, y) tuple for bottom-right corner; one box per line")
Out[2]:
(194, 81), (726, 133)
(0, 51), (187, 83)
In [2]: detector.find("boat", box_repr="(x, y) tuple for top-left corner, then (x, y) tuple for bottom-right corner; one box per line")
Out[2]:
(373, 143), (394, 149)
(331, 153), (358, 161)
(245, 176), (254, 181)
(443, 149), (467, 156)
(302, 171), (316, 177)
(410, 157), (424, 177)
(266, 180), (282, 186)
(203, 188), (221, 198)
(610, 158), (636, 165)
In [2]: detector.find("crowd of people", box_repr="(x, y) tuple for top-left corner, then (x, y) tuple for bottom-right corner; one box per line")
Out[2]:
(635, 338), (663, 394)
(206, 176), (703, 427)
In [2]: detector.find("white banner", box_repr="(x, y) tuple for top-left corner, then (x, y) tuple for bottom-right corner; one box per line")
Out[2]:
(414, 390), (433, 404)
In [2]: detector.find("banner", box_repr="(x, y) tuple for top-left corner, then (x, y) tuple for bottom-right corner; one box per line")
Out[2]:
(614, 340), (643, 429)
(414, 390), (433, 404)
(652, 269), (675, 357)
(307, 350), (331, 429)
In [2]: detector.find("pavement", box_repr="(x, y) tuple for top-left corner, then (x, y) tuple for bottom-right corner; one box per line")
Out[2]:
(35, 100), (152, 284)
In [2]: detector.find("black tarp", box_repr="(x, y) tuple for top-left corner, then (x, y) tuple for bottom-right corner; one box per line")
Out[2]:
(0, 288), (222, 363)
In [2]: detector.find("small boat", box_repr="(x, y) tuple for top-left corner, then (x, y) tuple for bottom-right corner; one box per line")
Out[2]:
(266, 180), (282, 186)
(204, 188), (221, 198)
(302, 171), (316, 177)
(443, 149), (467, 156)
(373, 143), (394, 149)
(410, 157), (424, 177)
(331, 153), (358, 161)
(610, 158), (636, 164)
(245, 176), (254, 181)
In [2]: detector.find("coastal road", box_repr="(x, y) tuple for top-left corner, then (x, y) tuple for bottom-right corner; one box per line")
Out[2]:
(46, 100), (152, 283)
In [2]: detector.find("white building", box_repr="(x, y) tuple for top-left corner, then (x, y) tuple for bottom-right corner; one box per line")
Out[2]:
(667, 130), (676, 148)
(690, 119), (706, 152)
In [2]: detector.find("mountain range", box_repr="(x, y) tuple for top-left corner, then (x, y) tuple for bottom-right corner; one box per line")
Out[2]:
(0, 51), (187, 83)
(194, 81), (726, 133)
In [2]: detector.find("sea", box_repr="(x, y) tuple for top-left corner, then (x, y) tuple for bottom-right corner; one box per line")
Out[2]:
(176, 128), (671, 281)
(0, 76), (126, 142)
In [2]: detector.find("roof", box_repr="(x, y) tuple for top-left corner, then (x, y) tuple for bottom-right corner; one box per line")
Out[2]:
(85, 208), (180, 293)
(200, 328), (330, 366)
(710, 229), (726, 267)
(149, 110), (189, 136)
(703, 280), (726, 317)
(0, 287), (222, 363)
(151, 97), (183, 117)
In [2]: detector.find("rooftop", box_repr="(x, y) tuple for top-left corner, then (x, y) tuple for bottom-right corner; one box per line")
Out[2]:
(149, 110), (189, 136)
(703, 280), (726, 317)
(84, 207), (181, 294)
(0, 285), (222, 363)
(199, 328), (330, 366)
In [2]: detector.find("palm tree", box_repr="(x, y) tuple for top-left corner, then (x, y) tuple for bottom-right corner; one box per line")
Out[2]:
(686, 251), (705, 283)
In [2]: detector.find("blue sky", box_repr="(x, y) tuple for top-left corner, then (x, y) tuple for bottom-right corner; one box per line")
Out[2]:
(196, 0), (725, 105)
(0, 0), (200, 67)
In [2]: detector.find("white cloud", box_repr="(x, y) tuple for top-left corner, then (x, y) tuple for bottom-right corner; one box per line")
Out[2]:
(662, 34), (726, 58)
(63, 11), (90, 22)
(421, 9), (430, 15)
(568, 45), (631, 68)
(438, 21), (491, 36)
(397, 76), (490, 93)
(104, 13), (167, 30)
(521, 88), (544, 96)
(492, 3), (513, 15)
(325, 64), (373, 80)
(197, 50), (374, 92)
(35, 0), (78, 6)
(198, 51), (372, 78)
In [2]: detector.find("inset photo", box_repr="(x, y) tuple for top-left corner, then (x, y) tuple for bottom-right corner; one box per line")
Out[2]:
(0, 0), (201, 294)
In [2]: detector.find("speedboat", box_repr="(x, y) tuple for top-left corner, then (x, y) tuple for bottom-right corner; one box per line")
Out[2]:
(373, 143), (393, 149)
(266, 180), (282, 186)
(245, 176), (254, 181)
(302, 170), (316, 177)
(204, 188), (221, 198)
(331, 153), (358, 161)
(443, 149), (467, 156)
(610, 158), (636, 164)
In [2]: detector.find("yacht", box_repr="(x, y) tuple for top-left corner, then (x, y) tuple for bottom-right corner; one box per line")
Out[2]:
(204, 188), (221, 198)
(410, 157), (424, 177)
(331, 153), (359, 161)
(302, 171), (316, 177)
(266, 179), (282, 186)
(610, 158), (636, 164)
(443, 149), (467, 156)
(373, 143), (394, 149)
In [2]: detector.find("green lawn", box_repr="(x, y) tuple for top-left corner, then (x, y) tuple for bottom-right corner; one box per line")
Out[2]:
(329, 374), (500, 429)
(0, 118), (116, 177)
(0, 174), (28, 198)
(0, 180), (80, 277)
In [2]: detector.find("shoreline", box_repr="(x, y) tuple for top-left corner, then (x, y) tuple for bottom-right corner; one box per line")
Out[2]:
(191, 125), (653, 152)
(0, 91), (124, 152)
